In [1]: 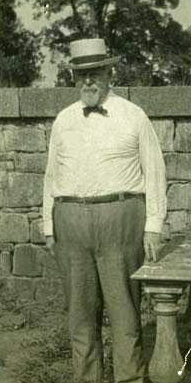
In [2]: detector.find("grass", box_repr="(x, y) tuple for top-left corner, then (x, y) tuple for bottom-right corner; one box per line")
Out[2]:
(0, 285), (190, 383)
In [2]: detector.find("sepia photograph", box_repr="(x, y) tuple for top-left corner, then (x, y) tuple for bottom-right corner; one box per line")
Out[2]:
(0, 1), (191, 382)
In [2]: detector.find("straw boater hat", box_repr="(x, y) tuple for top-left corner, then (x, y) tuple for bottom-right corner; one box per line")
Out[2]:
(65, 38), (120, 70)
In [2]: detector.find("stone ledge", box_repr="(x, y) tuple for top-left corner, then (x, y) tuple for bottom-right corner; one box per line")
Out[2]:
(19, 87), (79, 117)
(129, 86), (191, 116)
(113, 87), (129, 100)
(0, 89), (19, 117)
(0, 87), (189, 117)
(19, 87), (131, 117)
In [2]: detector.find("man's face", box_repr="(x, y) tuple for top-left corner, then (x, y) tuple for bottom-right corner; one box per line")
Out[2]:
(74, 66), (111, 107)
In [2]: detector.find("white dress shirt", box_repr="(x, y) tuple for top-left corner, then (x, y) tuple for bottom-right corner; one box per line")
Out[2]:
(43, 91), (166, 236)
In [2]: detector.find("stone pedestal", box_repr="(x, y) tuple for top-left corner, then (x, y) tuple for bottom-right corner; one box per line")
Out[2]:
(131, 240), (191, 383)
(145, 286), (184, 383)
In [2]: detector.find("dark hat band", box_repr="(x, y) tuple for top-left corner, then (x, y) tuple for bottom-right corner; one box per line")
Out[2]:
(71, 54), (107, 65)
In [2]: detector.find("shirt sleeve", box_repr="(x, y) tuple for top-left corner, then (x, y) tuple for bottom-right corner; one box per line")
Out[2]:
(43, 119), (59, 236)
(139, 112), (167, 233)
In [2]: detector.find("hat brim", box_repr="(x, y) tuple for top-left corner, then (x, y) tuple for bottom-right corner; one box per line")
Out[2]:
(63, 56), (120, 70)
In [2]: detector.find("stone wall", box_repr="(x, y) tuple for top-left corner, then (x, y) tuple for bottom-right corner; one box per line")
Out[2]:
(0, 86), (191, 282)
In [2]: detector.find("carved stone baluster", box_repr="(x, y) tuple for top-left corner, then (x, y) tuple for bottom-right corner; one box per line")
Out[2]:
(131, 241), (191, 383)
(145, 286), (184, 383)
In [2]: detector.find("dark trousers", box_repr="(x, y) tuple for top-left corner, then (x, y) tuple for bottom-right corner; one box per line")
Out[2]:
(53, 195), (146, 383)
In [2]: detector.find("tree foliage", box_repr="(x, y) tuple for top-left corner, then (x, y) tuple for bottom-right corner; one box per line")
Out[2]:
(0, 0), (44, 86)
(30, 0), (191, 86)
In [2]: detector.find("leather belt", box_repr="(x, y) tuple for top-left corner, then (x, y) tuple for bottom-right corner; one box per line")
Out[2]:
(54, 192), (144, 205)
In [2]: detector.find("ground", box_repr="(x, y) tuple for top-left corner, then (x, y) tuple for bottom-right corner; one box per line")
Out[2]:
(0, 314), (191, 382)
(0, 282), (190, 383)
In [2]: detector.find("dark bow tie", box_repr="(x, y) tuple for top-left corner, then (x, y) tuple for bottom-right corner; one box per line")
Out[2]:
(83, 105), (108, 117)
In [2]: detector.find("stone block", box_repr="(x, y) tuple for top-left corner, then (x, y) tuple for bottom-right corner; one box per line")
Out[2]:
(0, 131), (5, 152)
(174, 121), (191, 152)
(0, 251), (12, 275)
(0, 190), (3, 207)
(30, 207), (40, 212)
(113, 87), (129, 100)
(0, 171), (7, 189)
(177, 154), (191, 180)
(28, 212), (42, 220)
(0, 213), (29, 243)
(7, 161), (14, 171)
(35, 123), (46, 131)
(0, 89), (19, 117)
(129, 87), (191, 117)
(14, 153), (47, 173)
(164, 154), (176, 180)
(30, 219), (46, 244)
(5, 173), (43, 207)
(13, 244), (45, 277)
(4, 127), (46, 152)
(167, 183), (191, 210)
(4, 207), (30, 213)
(0, 151), (15, 161)
(161, 223), (171, 242)
(186, 212), (191, 233)
(0, 161), (14, 171)
(0, 161), (6, 170)
(0, 244), (13, 254)
(19, 88), (79, 117)
(165, 153), (191, 181)
(151, 119), (174, 152)
(168, 211), (188, 233)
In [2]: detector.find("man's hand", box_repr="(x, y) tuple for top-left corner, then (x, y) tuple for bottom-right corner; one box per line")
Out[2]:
(46, 236), (55, 256)
(143, 232), (161, 263)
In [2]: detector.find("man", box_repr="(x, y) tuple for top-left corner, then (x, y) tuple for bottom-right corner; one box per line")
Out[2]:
(43, 38), (166, 383)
